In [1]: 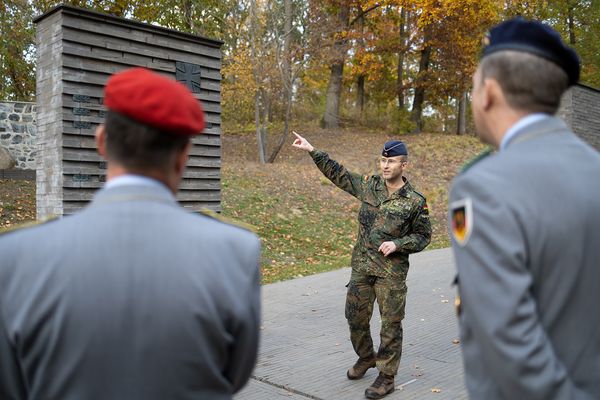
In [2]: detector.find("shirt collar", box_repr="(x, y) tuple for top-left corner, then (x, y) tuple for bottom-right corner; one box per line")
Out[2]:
(382, 176), (411, 199)
(500, 113), (550, 151)
(105, 174), (168, 190)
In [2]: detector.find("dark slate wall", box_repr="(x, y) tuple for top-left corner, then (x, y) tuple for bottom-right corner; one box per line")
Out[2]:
(558, 84), (600, 152)
(34, 5), (222, 218)
(571, 85), (600, 151)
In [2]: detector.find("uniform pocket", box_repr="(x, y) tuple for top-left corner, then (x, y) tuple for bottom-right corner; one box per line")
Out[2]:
(375, 207), (412, 239)
(377, 287), (407, 322)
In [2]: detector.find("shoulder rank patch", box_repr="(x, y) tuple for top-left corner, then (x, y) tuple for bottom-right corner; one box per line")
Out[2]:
(199, 208), (257, 233)
(412, 189), (427, 202)
(450, 198), (472, 246)
(460, 147), (494, 173)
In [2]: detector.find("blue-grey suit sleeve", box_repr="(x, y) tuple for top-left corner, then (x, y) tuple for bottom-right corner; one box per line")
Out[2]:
(0, 305), (27, 399)
(226, 238), (261, 393)
(450, 173), (593, 400)
(0, 239), (26, 399)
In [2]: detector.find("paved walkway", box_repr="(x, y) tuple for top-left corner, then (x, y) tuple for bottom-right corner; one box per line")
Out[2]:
(235, 248), (466, 400)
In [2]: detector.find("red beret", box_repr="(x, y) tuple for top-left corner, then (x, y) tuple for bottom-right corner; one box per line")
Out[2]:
(104, 67), (205, 136)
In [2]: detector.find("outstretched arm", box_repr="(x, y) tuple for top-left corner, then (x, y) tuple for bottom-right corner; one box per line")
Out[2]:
(291, 131), (367, 199)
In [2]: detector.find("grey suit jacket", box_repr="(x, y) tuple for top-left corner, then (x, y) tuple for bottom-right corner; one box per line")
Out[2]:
(449, 116), (600, 400)
(0, 183), (261, 400)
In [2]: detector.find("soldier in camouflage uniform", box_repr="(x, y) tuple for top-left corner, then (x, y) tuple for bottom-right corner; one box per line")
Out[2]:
(292, 132), (431, 399)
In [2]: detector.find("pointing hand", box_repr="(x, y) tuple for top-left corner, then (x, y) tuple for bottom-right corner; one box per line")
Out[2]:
(292, 131), (314, 152)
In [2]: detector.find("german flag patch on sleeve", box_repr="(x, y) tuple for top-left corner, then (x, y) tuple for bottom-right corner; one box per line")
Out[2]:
(450, 198), (472, 246)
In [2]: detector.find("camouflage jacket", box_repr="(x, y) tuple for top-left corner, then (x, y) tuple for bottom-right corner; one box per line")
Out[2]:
(310, 150), (431, 279)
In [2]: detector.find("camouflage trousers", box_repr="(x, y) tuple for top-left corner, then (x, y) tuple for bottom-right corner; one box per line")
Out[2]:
(345, 271), (407, 376)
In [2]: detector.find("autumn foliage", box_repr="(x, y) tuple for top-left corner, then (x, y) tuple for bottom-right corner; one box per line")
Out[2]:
(1, 0), (598, 137)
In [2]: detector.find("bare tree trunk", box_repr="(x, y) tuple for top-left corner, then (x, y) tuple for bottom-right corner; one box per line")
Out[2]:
(255, 91), (267, 163)
(356, 14), (365, 118)
(567, 0), (576, 45)
(183, 0), (194, 31)
(267, 93), (274, 123)
(324, 62), (344, 128)
(250, 0), (266, 163)
(283, 0), (292, 91)
(357, 75), (365, 115)
(323, 3), (350, 129)
(456, 91), (467, 135)
(411, 36), (431, 133)
(261, 90), (268, 154)
(266, 0), (293, 163)
(268, 87), (293, 163)
(397, 7), (407, 109)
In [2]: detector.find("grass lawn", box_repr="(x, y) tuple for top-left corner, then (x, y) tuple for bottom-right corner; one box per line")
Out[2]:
(1, 128), (487, 284)
(222, 128), (487, 283)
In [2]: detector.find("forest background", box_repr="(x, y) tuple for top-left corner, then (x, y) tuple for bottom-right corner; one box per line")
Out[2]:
(1, 0), (599, 282)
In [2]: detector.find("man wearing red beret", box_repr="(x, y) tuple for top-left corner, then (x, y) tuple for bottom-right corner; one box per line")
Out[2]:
(0, 68), (261, 400)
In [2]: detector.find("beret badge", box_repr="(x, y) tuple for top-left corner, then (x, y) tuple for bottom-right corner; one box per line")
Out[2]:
(381, 140), (408, 157)
(482, 32), (490, 47)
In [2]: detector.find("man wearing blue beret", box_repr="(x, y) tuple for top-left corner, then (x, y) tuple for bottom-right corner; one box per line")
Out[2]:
(0, 68), (261, 399)
(293, 133), (431, 399)
(449, 18), (600, 399)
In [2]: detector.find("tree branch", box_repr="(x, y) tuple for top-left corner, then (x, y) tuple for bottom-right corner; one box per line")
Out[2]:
(349, 3), (381, 27)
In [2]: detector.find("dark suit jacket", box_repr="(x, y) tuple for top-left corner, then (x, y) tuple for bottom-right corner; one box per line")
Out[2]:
(0, 182), (261, 400)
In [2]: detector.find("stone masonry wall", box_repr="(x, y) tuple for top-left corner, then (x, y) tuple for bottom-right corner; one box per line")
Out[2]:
(0, 101), (37, 169)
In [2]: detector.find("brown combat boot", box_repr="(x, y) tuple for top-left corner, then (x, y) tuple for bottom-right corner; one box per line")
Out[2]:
(364, 372), (395, 399)
(346, 355), (376, 380)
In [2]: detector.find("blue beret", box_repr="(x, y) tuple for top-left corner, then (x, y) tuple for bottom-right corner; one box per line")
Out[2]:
(382, 140), (408, 157)
(482, 18), (580, 86)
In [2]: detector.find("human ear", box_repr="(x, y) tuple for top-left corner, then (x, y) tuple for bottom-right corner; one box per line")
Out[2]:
(482, 78), (504, 111)
(95, 125), (107, 159)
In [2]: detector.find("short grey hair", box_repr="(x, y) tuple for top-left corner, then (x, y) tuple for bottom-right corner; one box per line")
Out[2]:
(479, 50), (569, 114)
(105, 111), (189, 173)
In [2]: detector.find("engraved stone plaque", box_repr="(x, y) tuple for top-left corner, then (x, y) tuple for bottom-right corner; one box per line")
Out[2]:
(176, 61), (202, 93)
(73, 121), (91, 129)
(73, 107), (90, 116)
(73, 94), (91, 103)
(72, 173), (91, 182)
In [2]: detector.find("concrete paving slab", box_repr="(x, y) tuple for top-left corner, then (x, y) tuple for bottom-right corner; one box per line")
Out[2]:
(235, 247), (465, 400)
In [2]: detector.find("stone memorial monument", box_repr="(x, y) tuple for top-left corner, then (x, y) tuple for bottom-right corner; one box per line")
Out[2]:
(34, 5), (222, 218)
